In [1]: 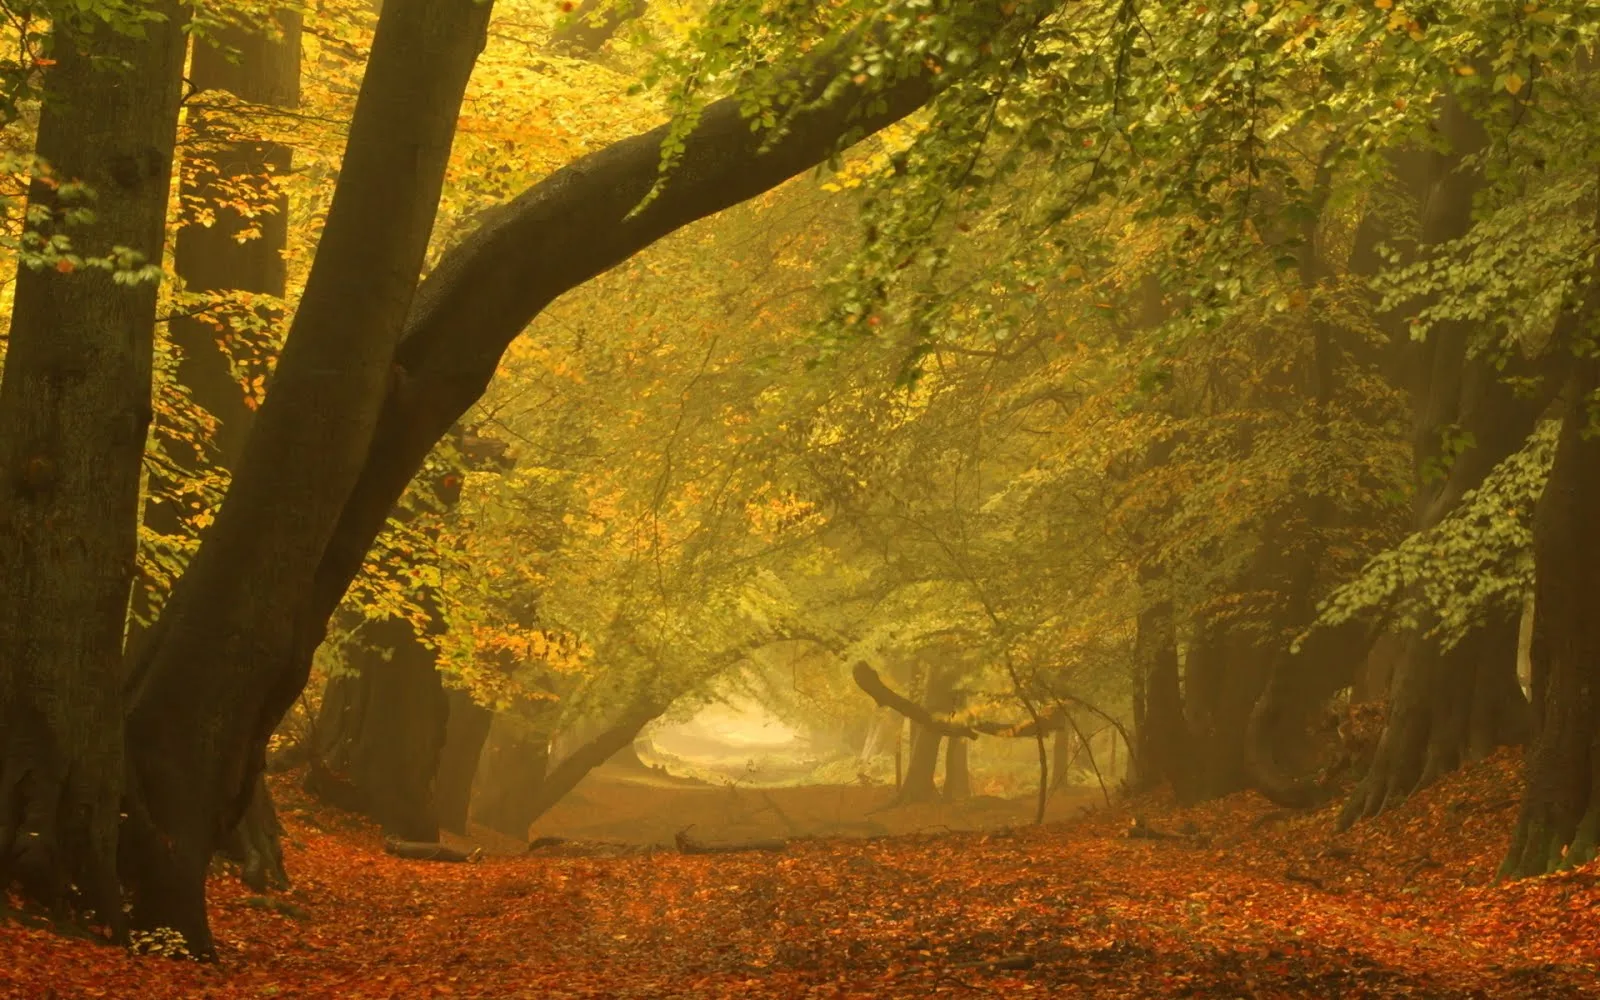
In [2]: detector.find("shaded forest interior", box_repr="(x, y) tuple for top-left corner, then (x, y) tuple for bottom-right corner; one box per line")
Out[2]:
(1, 0), (1599, 996)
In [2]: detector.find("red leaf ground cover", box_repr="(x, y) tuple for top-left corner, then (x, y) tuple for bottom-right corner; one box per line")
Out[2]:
(5, 750), (1597, 998)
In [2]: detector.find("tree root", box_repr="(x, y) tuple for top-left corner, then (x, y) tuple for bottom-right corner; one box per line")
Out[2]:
(0, 735), (125, 943)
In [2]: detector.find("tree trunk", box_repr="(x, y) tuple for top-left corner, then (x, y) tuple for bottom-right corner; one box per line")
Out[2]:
(120, 0), (492, 954)
(1179, 619), (1263, 800)
(307, 616), (449, 841)
(520, 702), (663, 835)
(0, 2), (188, 935)
(1499, 375), (1600, 875)
(469, 715), (550, 839)
(1338, 358), (1541, 825)
(898, 665), (955, 804)
(218, 776), (288, 891)
(942, 735), (971, 803)
(1341, 96), (1539, 827)
(437, 688), (493, 836)
(1050, 729), (1075, 791)
(1129, 596), (1187, 797)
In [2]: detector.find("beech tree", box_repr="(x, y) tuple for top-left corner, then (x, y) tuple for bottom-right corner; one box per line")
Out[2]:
(0, 0), (189, 928)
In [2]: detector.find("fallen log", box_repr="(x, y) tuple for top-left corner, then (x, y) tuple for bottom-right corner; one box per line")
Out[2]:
(674, 829), (787, 854)
(382, 837), (483, 863)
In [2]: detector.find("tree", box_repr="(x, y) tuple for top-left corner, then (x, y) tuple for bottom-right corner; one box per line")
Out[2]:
(121, 0), (495, 952)
(0, 0), (189, 931)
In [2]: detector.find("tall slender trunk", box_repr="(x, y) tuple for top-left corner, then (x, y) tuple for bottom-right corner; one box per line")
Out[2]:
(0, 3), (188, 935)
(121, 0), (493, 953)
(942, 735), (971, 803)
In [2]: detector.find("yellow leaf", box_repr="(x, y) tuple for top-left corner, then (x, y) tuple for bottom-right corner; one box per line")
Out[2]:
(1504, 72), (1525, 94)
(1374, 0), (1391, 9)
(1243, 0), (1258, 15)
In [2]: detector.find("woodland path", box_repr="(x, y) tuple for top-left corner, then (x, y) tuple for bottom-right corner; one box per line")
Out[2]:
(3, 752), (1597, 999)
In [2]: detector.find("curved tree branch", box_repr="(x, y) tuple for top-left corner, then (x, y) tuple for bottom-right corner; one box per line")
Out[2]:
(852, 662), (977, 740)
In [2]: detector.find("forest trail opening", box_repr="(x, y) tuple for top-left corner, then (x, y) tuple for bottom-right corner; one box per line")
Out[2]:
(3, 750), (1596, 998)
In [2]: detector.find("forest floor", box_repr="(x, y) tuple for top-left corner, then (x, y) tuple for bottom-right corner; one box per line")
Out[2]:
(4, 749), (1599, 999)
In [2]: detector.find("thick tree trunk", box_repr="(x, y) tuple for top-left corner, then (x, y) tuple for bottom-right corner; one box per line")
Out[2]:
(218, 776), (288, 891)
(897, 665), (958, 804)
(1499, 371), (1600, 876)
(1179, 620), (1263, 800)
(1339, 364), (1541, 825)
(1341, 96), (1539, 827)
(307, 616), (449, 841)
(469, 715), (550, 839)
(942, 735), (971, 803)
(0, 3), (188, 935)
(120, 0), (492, 954)
(437, 688), (493, 836)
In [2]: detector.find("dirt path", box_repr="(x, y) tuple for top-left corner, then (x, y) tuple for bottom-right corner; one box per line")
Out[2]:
(513, 769), (1106, 849)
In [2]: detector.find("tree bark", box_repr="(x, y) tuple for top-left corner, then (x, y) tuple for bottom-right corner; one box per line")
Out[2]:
(1498, 271), (1600, 876)
(942, 734), (971, 803)
(1129, 596), (1187, 797)
(1050, 729), (1075, 791)
(469, 714), (551, 839)
(306, 432), (495, 839)
(218, 776), (288, 891)
(1341, 95), (1540, 827)
(0, 2), (188, 936)
(897, 665), (956, 804)
(121, 0), (492, 954)
(437, 687), (493, 836)
(307, 616), (450, 841)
